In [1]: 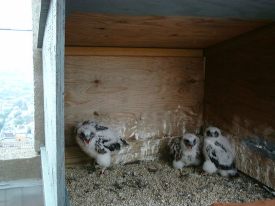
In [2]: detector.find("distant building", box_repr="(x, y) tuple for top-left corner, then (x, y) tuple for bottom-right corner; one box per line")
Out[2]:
(1, 131), (15, 139)
(16, 133), (27, 142)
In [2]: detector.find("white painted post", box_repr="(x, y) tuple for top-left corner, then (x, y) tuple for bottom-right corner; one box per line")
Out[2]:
(41, 0), (66, 205)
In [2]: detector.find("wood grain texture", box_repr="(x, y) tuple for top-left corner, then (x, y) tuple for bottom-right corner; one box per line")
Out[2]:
(42, 0), (65, 205)
(65, 47), (203, 57)
(65, 49), (204, 146)
(204, 23), (275, 189)
(65, 13), (270, 48)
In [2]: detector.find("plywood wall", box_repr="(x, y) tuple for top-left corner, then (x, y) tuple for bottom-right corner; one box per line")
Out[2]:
(65, 13), (270, 49)
(204, 23), (275, 189)
(64, 48), (204, 152)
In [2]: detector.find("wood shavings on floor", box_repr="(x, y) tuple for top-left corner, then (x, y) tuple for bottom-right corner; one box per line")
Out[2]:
(66, 160), (274, 206)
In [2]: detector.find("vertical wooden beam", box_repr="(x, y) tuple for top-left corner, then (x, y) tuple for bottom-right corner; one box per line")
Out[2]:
(41, 0), (65, 205)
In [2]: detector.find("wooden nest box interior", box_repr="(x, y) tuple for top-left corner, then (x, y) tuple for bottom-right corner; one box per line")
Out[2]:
(39, 0), (275, 193)
(63, 1), (275, 189)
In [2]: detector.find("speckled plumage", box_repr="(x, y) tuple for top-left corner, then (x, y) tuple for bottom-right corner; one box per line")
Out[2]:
(168, 133), (201, 169)
(203, 126), (237, 177)
(76, 120), (128, 174)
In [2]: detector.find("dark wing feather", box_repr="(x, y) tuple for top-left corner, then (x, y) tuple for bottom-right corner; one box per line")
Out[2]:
(95, 124), (109, 131)
(214, 141), (227, 152)
(95, 139), (108, 154)
(82, 120), (91, 125)
(104, 143), (121, 151)
(168, 137), (182, 161)
(120, 138), (129, 146)
(206, 144), (235, 170)
(206, 145), (219, 168)
(101, 138), (128, 152)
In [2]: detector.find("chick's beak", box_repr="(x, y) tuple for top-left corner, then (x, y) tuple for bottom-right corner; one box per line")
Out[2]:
(83, 138), (90, 144)
(79, 133), (91, 144)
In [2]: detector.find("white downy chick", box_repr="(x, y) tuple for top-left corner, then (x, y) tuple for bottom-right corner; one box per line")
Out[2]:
(169, 133), (201, 169)
(76, 120), (128, 174)
(202, 126), (237, 177)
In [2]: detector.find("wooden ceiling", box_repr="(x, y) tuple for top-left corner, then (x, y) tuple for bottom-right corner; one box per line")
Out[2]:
(39, 0), (275, 48)
(65, 13), (271, 49)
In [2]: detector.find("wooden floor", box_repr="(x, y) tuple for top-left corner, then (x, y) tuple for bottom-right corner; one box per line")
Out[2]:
(0, 179), (43, 206)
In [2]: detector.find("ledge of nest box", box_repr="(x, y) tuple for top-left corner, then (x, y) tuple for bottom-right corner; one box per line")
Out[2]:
(212, 199), (275, 206)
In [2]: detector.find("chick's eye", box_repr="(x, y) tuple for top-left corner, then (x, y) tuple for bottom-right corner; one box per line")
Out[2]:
(90, 132), (95, 138)
(184, 139), (189, 145)
(214, 131), (219, 137)
(206, 130), (211, 137)
(193, 139), (197, 145)
(79, 132), (85, 138)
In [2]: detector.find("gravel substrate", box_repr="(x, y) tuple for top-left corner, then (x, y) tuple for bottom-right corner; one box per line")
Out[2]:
(66, 160), (274, 206)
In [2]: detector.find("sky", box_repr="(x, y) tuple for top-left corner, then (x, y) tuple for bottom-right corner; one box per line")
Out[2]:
(0, 0), (33, 79)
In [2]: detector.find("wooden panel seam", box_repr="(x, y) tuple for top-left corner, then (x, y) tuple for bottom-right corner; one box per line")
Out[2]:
(65, 47), (203, 57)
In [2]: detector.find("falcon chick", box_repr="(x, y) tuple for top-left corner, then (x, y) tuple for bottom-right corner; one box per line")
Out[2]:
(202, 126), (237, 177)
(169, 133), (201, 169)
(76, 120), (128, 174)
